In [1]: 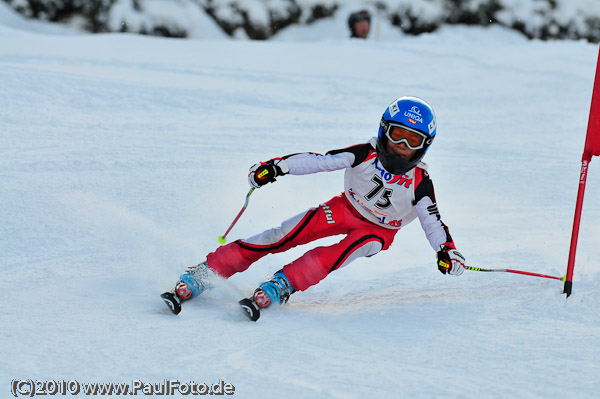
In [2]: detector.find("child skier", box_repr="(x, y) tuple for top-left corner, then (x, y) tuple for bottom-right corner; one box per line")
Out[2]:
(161, 96), (466, 320)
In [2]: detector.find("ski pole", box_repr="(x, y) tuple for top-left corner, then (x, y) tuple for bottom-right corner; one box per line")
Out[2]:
(465, 266), (565, 281)
(218, 188), (255, 244)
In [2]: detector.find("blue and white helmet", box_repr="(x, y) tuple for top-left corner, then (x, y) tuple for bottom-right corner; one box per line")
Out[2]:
(376, 96), (437, 175)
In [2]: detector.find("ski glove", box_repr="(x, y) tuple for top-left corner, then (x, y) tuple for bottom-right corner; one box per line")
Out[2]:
(248, 159), (289, 189)
(437, 245), (466, 276)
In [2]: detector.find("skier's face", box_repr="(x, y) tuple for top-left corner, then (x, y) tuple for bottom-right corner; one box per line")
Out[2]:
(385, 139), (417, 161)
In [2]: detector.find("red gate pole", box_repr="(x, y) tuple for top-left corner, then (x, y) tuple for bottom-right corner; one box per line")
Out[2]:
(564, 45), (600, 297)
(564, 159), (590, 297)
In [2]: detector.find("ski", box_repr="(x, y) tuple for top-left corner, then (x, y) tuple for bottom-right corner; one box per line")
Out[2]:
(239, 298), (261, 321)
(160, 291), (182, 315)
(161, 293), (261, 321)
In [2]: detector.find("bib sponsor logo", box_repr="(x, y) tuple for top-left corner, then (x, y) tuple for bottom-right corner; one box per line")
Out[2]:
(372, 158), (413, 188)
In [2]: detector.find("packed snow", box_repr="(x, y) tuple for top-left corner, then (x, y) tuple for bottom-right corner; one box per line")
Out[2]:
(1, 4), (599, 399)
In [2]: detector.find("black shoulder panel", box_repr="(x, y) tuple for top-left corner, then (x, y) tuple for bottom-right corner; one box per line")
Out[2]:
(413, 168), (436, 205)
(326, 143), (373, 168)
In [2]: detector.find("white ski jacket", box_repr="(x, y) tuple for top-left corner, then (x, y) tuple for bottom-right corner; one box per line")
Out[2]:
(276, 137), (455, 251)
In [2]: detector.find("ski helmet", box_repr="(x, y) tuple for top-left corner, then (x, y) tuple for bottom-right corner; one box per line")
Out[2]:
(376, 96), (437, 175)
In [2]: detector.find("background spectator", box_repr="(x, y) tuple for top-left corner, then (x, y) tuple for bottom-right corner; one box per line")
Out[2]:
(348, 9), (371, 39)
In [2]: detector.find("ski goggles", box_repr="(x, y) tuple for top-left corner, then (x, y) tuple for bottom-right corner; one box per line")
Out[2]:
(384, 122), (429, 150)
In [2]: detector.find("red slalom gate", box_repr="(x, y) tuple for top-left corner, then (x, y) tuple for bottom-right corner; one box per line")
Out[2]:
(564, 45), (600, 297)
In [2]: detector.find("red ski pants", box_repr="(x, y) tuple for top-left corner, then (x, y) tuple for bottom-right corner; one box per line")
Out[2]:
(206, 194), (398, 291)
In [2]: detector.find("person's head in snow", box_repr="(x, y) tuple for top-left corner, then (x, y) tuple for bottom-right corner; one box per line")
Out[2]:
(161, 97), (466, 321)
(348, 10), (371, 39)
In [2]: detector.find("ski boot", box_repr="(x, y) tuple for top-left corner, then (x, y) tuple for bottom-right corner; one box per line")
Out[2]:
(239, 270), (294, 322)
(161, 262), (212, 315)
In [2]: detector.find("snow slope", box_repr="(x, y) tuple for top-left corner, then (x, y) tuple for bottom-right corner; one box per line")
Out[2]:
(1, 9), (600, 399)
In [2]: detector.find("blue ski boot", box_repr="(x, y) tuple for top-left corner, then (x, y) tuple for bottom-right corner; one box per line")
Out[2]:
(239, 270), (295, 321)
(161, 262), (213, 315)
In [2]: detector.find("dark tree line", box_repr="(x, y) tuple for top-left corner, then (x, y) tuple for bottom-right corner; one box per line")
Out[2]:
(3, 0), (599, 43)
